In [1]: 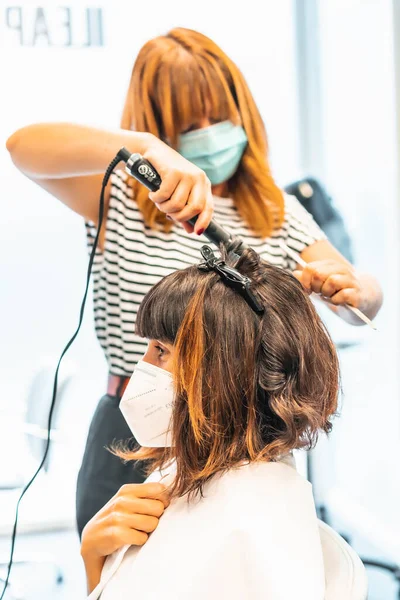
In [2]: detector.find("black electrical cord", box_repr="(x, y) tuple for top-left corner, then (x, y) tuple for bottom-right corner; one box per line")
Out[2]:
(1, 147), (237, 598)
(0, 153), (122, 599)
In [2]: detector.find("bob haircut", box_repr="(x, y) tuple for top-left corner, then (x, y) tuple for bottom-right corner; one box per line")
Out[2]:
(121, 27), (284, 237)
(115, 246), (339, 499)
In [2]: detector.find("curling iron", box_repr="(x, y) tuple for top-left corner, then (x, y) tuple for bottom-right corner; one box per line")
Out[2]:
(117, 147), (376, 329)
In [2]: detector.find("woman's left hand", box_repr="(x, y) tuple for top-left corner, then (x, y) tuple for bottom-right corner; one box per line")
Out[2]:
(293, 260), (364, 309)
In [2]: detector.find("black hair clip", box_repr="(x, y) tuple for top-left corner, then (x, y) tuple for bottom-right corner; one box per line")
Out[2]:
(198, 245), (264, 315)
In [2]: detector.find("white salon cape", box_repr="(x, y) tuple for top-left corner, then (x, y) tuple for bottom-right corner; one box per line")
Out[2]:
(88, 455), (325, 600)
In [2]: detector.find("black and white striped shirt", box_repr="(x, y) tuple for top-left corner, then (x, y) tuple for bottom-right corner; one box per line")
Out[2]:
(86, 170), (326, 376)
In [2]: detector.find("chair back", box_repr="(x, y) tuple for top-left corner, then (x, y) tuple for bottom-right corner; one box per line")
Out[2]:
(319, 520), (368, 600)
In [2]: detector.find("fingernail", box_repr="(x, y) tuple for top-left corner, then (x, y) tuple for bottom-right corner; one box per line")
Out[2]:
(197, 228), (205, 236)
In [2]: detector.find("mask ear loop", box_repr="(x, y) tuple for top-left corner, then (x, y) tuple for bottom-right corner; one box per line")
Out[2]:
(198, 245), (264, 315)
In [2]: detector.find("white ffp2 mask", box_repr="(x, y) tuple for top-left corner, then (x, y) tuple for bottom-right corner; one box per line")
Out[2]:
(119, 360), (174, 448)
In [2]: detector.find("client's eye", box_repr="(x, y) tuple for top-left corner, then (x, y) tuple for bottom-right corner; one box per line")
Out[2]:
(155, 345), (165, 358)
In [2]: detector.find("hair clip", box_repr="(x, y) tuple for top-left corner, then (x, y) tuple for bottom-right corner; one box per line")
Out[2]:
(198, 246), (264, 314)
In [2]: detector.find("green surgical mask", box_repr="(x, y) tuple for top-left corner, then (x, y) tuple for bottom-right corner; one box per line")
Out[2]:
(178, 120), (248, 185)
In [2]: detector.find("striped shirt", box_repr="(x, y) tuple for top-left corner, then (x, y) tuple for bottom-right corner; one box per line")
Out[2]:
(86, 170), (326, 376)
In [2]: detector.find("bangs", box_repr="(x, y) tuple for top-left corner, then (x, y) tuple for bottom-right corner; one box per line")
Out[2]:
(150, 47), (239, 145)
(135, 267), (199, 343)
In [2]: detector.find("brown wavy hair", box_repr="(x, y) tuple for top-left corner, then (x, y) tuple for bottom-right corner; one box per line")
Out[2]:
(120, 27), (284, 236)
(114, 246), (339, 499)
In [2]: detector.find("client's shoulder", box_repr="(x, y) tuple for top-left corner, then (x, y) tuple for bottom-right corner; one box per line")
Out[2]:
(213, 459), (317, 538)
(216, 458), (312, 506)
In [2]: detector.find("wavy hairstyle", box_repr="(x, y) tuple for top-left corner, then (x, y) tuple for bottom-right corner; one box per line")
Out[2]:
(121, 27), (284, 236)
(114, 247), (339, 499)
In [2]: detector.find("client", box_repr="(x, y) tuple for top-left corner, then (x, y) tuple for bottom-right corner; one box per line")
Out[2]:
(82, 244), (339, 599)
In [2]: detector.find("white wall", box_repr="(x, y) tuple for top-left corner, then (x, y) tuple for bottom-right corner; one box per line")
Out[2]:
(313, 0), (400, 564)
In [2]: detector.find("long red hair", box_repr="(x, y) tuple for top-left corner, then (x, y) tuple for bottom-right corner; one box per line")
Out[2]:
(121, 27), (284, 237)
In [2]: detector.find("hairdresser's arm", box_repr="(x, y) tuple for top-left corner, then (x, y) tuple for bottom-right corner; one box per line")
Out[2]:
(81, 482), (169, 593)
(6, 124), (150, 223)
(298, 240), (383, 325)
(6, 123), (213, 232)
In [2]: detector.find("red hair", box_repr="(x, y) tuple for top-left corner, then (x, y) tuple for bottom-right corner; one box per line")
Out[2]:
(121, 27), (284, 237)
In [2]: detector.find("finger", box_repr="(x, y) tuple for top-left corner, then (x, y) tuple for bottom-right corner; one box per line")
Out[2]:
(171, 184), (213, 234)
(292, 269), (302, 282)
(124, 514), (160, 534)
(181, 221), (195, 233)
(307, 267), (330, 295)
(168, 182), (204, 224)
(135, 497), (169, 516)
(320, 274), (352, 299)
(155, 179), (193, 215)
(117, 483), (170, 510)
(141, 482), (171, 507)
(300, 260), (353, 291)
(149, 171), (180, 204)
(119, 482), (167, 500)
(330, 287), (361, 307)
(111, 495), (168, 520)
(293, 270), (312, 295)
(118, 527), (149, 547)
(98, 523), (149, 555)
(193, 194), (214, 234)
(293, 268), (312, 292)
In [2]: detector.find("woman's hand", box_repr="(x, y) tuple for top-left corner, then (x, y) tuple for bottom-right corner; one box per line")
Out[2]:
(80, 482), (170, 592)
(81, 481), (169, 559)
(144, 136), (214, 235)
(293, 260), (363, 307)
(297, 240), (383, 324)
(293, 258), (383, 324)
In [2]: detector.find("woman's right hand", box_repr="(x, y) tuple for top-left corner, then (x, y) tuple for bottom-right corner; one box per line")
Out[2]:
(144, 136), (214, 235)
(6, 124), (214, 233)
(81, 482), (170, 563)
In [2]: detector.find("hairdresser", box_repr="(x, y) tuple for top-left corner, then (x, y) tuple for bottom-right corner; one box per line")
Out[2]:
(6, 27), (383, 536)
